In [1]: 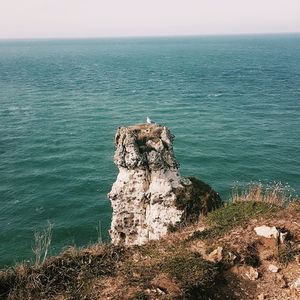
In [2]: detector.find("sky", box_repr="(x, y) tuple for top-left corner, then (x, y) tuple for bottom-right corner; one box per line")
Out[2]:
(0, 0), (300, 39)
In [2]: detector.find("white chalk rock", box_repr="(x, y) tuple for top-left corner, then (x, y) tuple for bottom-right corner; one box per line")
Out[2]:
(291, 278), (300, 292)
(207, 247), (223, 262)
(279, 231), (288, 244)
(245, 266), (259, 281)
(108, 124), (222, 245)
(268, 264), (279, 273)
(254, 225), (279, 240)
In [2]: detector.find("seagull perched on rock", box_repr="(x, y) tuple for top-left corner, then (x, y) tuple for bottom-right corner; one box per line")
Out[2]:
(146, 116), (155, 124)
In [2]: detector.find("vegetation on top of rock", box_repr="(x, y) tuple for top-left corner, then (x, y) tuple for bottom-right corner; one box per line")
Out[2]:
(174, 176), (223, 217)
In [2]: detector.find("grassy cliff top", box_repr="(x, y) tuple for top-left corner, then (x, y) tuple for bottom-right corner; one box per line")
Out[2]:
(1, 186), (300, 300)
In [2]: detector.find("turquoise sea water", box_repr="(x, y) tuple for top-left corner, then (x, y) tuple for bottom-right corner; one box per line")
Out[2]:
(0, 34), (299, 267)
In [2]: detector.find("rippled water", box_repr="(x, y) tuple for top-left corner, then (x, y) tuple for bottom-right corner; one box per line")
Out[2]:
(0, 34), (299, 267)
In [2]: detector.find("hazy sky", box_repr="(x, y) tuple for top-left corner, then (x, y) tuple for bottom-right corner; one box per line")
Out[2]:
(1, 0), (300, 39)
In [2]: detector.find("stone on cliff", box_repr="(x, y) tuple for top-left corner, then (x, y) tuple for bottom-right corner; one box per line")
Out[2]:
(108, 123), (222, 246)
(254, 226), (279, 240)
(291, 278), (300, 295)
(268, 264), (279, 273)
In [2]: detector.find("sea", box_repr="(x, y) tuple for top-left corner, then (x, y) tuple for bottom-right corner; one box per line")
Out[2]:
(0, 34), (299, 268)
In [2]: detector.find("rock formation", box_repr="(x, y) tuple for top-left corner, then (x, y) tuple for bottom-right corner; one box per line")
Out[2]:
(108, 123), (222, 245)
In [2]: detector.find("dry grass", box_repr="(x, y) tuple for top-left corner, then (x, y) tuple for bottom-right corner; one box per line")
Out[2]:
(0, 236), (222, 299)
(33, 221), (53, 265)
(0, 244), (126, 300)
(231, 182), (295, 206)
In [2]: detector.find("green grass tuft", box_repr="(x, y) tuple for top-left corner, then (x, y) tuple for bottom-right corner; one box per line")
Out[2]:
(161, 251), (219, 292)
(120, 242), (221, 298)
(187, 201), (281, 243)
(206, 201), (280, 231)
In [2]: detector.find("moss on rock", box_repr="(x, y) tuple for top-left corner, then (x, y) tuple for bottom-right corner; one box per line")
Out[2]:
(174, 176), (223, 225)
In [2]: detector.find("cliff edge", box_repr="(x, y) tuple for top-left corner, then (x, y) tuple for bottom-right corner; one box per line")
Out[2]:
(108, 123), (222, 245)
(2, 196), (299, 300)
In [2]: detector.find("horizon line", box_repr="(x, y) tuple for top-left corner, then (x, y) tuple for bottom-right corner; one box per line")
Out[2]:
(0, 31), (299, 41)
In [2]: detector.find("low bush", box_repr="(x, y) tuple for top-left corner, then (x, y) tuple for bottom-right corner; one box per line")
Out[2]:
(277, 243), (300, 266)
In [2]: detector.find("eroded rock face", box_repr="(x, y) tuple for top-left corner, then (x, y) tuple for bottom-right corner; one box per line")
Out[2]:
(108, 123), (222, 245)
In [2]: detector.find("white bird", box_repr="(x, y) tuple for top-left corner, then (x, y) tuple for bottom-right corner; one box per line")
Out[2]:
(146, 116), (155, 124)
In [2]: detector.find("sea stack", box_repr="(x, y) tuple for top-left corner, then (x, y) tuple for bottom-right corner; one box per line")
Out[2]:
(108, 123), (222, 245)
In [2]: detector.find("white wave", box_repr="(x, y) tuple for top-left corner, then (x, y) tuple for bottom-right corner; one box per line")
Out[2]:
(208, 93), (222, 97)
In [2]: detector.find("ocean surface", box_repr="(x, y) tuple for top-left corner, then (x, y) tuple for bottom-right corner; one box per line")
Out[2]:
(0, 34), (299, 267)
